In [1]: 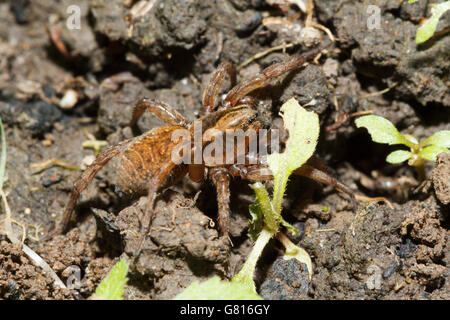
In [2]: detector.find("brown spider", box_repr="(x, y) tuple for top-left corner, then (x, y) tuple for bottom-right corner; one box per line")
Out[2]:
(49, 44), (354, 252)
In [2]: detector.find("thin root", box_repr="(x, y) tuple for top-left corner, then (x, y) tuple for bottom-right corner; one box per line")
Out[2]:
(30, 158), (80, 173)
(316, 228), (336, 233)
(305, 0), (314, 26)
(349, 110), (374, 117)
(303, 0), (336, 45)
(355, 194), (394, 210)
(360, 82), (398, 99)
(309, 22), (336, 42)
(27, 223), (42, 242)
(151, 206), (177, 232)
(48, 27), (71, 60)
(238, 43), (295, 70)
(325, 110), (374, 132)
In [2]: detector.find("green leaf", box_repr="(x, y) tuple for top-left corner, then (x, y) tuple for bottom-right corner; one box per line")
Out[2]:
(268, 98), (319, 215)
(174, 276), (263, 300)
(386, 150), (413, 164)
(355, 115), (415, 149)
(248, 203), (264, 243)
(94, 259), (129, 300)
(416, 2), (450, 44)
(268, 98), (320, 178)
(408, 0), (418, 3)
(0, 117), (6, 191)
(419, 145), (449, 162)
(419, 130), (450, 149)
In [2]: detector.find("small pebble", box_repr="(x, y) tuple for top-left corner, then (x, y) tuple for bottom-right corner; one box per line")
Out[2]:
(52, 261), (66, 272)
(81, 155), (96, 170)
(59, 89), (78, 109)
(53, 122), (64, 132)
(383, 261), (398, 279)
(300, 26), (322, 47)
(322, 58), (339, 79)
(366, 264), (382, 290)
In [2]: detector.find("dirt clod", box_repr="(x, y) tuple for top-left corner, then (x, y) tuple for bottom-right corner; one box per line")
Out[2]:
(260, 259), (310, 300)
(114, 193), (229, 299)
(433, 153), (450, 205)
(0, 241), (72, 299)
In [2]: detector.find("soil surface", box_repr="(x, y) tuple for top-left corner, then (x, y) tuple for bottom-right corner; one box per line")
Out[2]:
(0, 0), (449, 300)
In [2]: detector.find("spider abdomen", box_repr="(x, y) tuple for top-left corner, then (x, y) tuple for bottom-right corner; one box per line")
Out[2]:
(110, 126), (187, 194)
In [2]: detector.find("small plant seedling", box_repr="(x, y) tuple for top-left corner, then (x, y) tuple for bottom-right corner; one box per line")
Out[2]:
(408, 0), (450, 44)
(92, 259), (129, 300)
(355, 115), (450, 179)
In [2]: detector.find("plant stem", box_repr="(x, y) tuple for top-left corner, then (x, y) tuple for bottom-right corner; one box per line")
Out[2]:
(250, 182), (278, 232)
(276, 232), (294, 252)
(232, 228), (272, 292)
(276, 232), (313, 280)
(415, 163), (426, 181)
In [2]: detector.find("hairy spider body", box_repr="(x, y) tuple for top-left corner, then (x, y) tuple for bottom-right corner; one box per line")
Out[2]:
(50, 43), (354, 252)
(111, 126), (188, 195)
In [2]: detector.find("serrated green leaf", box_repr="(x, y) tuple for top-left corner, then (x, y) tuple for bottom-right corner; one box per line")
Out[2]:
(355, 115), (415, 148)
(279, 218), (299, 236)
(94, 259), (129, 300)
(419, 145), (449, 162)
(416, 2), (450, 44)
(174, 276), (262, 300)
(419, 130), (450, 149)
(0, 118), (6, 191)
(386, 150), (413, 164)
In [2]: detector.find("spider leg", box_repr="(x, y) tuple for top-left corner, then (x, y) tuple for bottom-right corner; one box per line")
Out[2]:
(209, 167), (231, 237)
(202, 62), (236, 115)
(131, 98), (189, 128)
(135, 163), (178, 254)
(229, 162), (355, 204)
(306, 155), (338, 176)
(223, 45), (326, 108)
(294, 164), (355, 204)
(188, 164), (205, 183)
(45, 139), (132, 239)
(229, 164), (273, 181)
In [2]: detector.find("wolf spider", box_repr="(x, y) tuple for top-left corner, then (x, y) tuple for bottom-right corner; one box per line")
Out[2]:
(49, 44), (354, 252)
